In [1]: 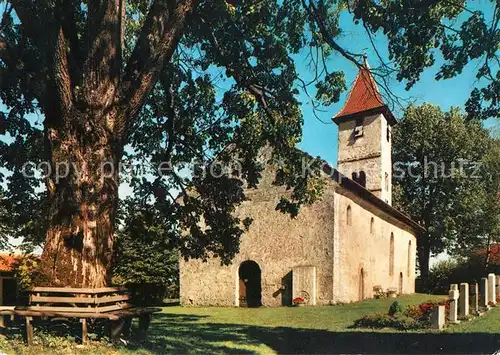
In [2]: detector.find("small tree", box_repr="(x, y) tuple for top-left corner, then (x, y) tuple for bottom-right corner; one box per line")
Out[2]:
(112, 199), (179, 304)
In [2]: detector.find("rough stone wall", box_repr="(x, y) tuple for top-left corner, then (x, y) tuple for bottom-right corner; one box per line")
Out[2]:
(180, 138), (418, 306)
(337, 113), (392, 205)
(180, 169), (337, 307)
(334, 187), (417, 303)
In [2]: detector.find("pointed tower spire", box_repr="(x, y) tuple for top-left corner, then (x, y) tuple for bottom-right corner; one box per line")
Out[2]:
(333, 61), (396, 125)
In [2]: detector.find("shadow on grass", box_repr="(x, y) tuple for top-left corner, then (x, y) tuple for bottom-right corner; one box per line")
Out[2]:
(1, 312), (498, 354)
(131, 313), (500, 354)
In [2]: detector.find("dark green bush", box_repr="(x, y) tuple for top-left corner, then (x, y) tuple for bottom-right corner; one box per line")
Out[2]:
(391, 314), (422, 330)
(353, 313), (422, 330)
(418, 258), (486, 294)
(353, 313), (393, 328)
(388, 301), (402, 316)
(111, 201), (179, 306)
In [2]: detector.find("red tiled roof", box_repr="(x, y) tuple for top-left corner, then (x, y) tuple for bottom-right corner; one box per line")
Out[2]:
(0, 254), (18, 272)
(333, 63), (396, 125)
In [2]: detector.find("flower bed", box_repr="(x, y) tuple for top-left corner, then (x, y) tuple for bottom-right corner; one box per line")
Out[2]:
(353, 299), (450, 330)
(404, 299), (450, 323)
(353, 312), (422, 330)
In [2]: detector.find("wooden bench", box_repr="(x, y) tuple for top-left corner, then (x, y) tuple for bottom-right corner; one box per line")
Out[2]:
(0, 286), (161, 345)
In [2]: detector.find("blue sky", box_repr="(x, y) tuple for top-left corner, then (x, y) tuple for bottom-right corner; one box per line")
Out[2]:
(297, 7), (498, 166)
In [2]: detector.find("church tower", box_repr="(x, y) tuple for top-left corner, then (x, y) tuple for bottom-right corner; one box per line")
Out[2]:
(333, 61), (397, 205)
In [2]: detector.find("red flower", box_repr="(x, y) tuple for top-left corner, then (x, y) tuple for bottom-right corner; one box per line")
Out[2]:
(292, 297), (305, 304)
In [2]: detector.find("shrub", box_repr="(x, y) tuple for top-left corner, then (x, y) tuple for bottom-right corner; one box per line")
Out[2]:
(404, 304), (422, 320)
(353, 313), (422, 330)
(354, 298), (449, 331)
(420, 259), (486, 294)
(112, 201), (179, 305)
(391, 314), (422, 330)
(354, 313), (393, 329)
(388, 301), (402, 316)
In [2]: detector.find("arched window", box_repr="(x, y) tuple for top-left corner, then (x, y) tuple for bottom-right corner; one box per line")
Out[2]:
(387, 126), (390, 142)
(385, 172), (389, 191)
(346, 205), (352, 226)
(370, 217), (375, 234)
(389, 233), (395, 276)
(352, 172), (358, 181)
(407, 241), (412, 277)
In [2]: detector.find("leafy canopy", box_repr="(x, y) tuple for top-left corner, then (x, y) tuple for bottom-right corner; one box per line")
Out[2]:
(393, 103), (498, 276)
(0, 0), (498, 263)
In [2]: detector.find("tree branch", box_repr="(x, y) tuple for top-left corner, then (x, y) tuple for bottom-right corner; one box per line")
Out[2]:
(119, 0), (199, 137)
(0, 37), (47, 103)
(81, 0), (125, 109)
(57, 0), (82, 78)
(52, 27), (73, 114)
(159, 71), (177, 164)
(300, 0), (363, 68)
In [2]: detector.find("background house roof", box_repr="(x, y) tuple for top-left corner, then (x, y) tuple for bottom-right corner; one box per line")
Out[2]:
(0, 254), (18, 272)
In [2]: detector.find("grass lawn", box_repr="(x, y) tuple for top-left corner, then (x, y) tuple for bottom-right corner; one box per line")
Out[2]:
(0, 293), (499, 354)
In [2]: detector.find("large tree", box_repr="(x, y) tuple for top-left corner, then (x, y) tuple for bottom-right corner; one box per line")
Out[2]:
(0, 1), (498, 287)
(393, 103), (496, 281)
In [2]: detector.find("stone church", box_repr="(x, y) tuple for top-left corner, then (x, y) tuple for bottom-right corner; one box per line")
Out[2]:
(179, 64), (424, 307)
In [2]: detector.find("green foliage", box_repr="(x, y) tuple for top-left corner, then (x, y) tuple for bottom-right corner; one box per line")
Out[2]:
(393, 104), (497, 278)
(354, 0), (499, 119)
(0, 0), (497, 272)
(353, 312), (422, 331)
(388, 301), (402, 316)
(11, 255), (40, 292)
(112, 200), (179, 305)
(404, 299), (450, 324)
(355, 298), (450, 330)
(422, 259), (488, 295)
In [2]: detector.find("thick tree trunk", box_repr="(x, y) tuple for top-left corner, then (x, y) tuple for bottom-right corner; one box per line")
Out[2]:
(40, 110), (121, 287)
(34, 0), (198, 287)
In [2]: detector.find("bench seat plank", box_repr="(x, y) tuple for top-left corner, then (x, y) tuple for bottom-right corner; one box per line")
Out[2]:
(94, 295), (130, 304)
(0, 307), (160, 319)
(30, 296), (98, 304)
(30, 286), (127, 294)
(28, 303), (133, 313)
(110, 307), (162, 316)
(0, 309), (121, 320)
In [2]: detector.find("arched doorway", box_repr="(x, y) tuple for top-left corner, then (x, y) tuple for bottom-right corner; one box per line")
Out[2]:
(399, 272), (403, 295)
(359, 268), (365, 301)
(238, 261), (262, 307)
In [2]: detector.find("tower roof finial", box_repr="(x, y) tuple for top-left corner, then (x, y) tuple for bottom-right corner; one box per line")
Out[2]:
(362, 49), (369, 68)
(332, 56), (397, 126)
